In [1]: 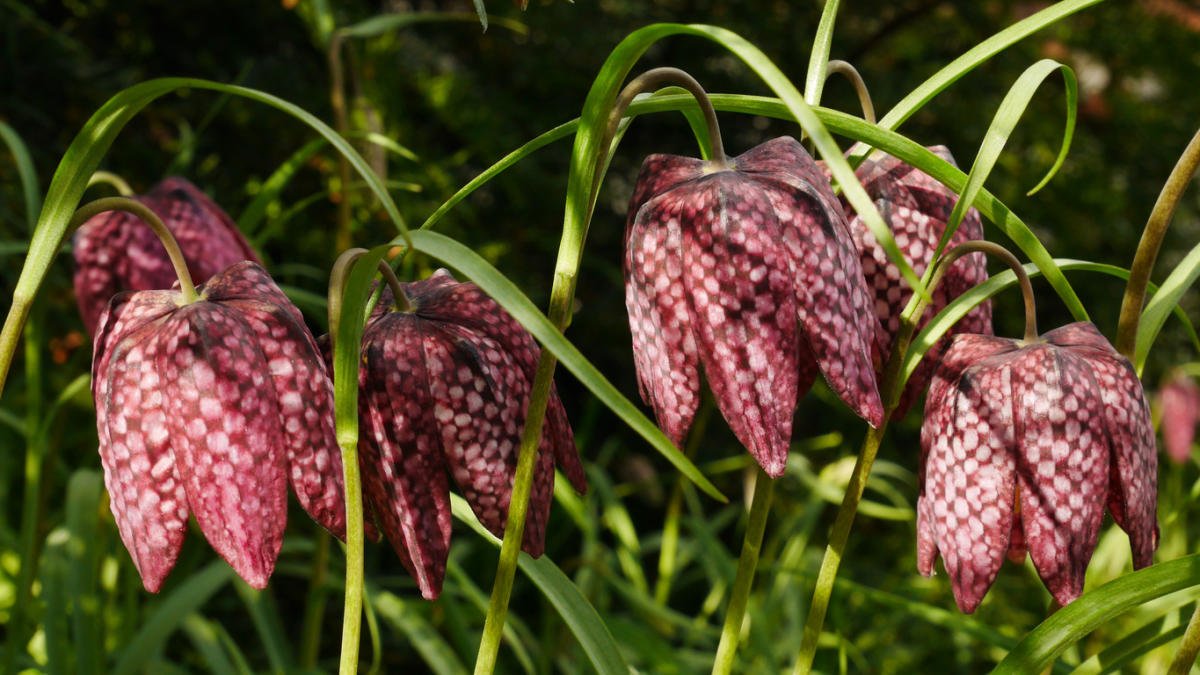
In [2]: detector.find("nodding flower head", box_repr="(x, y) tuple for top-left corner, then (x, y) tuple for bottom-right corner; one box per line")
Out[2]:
(1160, 371), (1199, 465)
(92, 261), (346, 591)
(74, 177), (260, 335)
(624, 136), (883, 478)
(918, 322), (1158, 612)
(349, 270), (587, 599)
(841, 147), (993, 415)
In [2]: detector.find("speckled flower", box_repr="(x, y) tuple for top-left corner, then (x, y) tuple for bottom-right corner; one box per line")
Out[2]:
(1160, 371), (1200, 464)
(840, 147), (993, 415)
(918, 322), (1158, 612)
(625, 136), (883, 478)
(351, 270), (587, 599)
(74, 177), (260, 335)
(92, 261), (345, 592)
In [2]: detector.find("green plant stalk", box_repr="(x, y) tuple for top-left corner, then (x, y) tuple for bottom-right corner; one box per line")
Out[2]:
(1116, 126), (1200, 360)
(793, 241), (1034, 673)
(474, 325), (563, 674)
(328, 32), (355, 252)
(87, 170), (134, 196)
(804, 0), (841, 107)
(1168, 603), (1200, 674)
(300, 529), (332, 669)
(711, 468), (775, 675)
(655, 395), (714, 606)
(335, 405), (365, 675)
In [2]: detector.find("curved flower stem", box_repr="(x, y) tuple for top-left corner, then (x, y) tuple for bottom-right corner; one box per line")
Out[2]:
(711, 467), (775, 675)
(68, 197), (200, 304)
(825, 60), (876, 125)
(1116, 127), (1200, 360)
(793, 241), (1035, 673)
(375, 260), (414, 312)
(1169, 604), (1200, 675)
(87, 170), (134, 196)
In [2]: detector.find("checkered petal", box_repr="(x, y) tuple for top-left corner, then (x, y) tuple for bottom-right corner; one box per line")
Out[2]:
(155, 303), (289, 589)
(678, 175), (800, 477)
(359, 316), (453, 599)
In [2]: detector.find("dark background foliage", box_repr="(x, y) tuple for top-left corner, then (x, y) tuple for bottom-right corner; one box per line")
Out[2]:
(1, 1), (1198, 672)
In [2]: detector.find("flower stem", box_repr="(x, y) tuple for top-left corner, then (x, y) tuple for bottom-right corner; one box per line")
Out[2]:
(328, 31), (355, 252)
(1169, 604), (1200, 674)
(711, 467), (775, 675)
(933, 240), (1037, 343)
(474, 342), (560, 674)
(299, 528), (331, 670)
(1116, 127), (1200, 360)
(805, 0), (842, 107)
(375, 260), (414, 312)
(87, 170), (134, 196)
(825, 60), (875, 125)
(69, 197), (200, 303)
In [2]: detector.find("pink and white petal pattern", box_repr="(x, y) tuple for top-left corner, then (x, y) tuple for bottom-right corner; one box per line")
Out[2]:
(1161, 373), (1200, 464)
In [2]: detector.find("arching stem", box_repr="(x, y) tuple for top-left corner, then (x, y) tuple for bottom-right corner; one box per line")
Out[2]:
(932, 240), (1037, 343)
(825, 60), (876, 125)
(69, 197), (199, 304)
(1116, 127), (1200, 360)
(375, 260), (413, 312)
(87, 171), (134, 196)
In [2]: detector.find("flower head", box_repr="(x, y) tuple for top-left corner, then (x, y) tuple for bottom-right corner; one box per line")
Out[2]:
(350, 270), (587, 599)
(1159, 372), (1199, 464)
(840, 147), (993, 414)
(624, 136), (883, 478)
(93, 261), (346, 591)
(918, 322), (1158, 612)
(74, 177), (260, 335)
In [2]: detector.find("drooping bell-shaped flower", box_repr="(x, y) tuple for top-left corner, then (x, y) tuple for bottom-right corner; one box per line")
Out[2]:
(918, 322), (1158, 612)
(349, 270), (587, 599)
(93, 261), (346, 591)
(839, 147), (993, 415)
(625, 135), (883, 478)
(74, 177), (260, 335)
(1160, 371), (1200, 464)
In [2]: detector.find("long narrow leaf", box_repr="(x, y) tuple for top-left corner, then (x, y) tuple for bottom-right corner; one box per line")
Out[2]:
(405, 228), (724, 502)
(451, 494), (630, 675)
(0, 120), (42, 230)
(1135, 239), (1200, 372)
(371, 588), (469, 675)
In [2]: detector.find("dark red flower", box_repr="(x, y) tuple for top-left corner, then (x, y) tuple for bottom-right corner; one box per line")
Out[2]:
(92, 262), (345, 591)
(624, 136), (883, 478)
(350, 270), (587, 599)
(74, 177), (260, 335)
(1160, 372), (1200, 464)
(840, 147), (993, 415)
(918, 322), (1158, 612)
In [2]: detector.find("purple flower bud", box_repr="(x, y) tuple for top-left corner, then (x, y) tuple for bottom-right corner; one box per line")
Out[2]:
(92, 262), (345, 591)
(918, 323), (1158, 612)
(1160, 372), (1200, 464)
(840, 147), (993, 415)
(74, 177), (260, 336)
(351, 270), (586, 599)
(624, 136), (883, 478)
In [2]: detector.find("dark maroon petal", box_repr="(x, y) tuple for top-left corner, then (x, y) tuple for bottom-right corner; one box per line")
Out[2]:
(93, 293), (189, 592)
(1161, 374), (1200, 464)
(156, 303), (289, 589)
(624, 191), (703, 449)
(677, 175), (800, 477)
(206, 263), (347, 539)
(761, 174), (883, 427)
(920, 350), (1017, 613)
(627, 154), (706, 222)
(1011, 346), (1109, 607)
(360, 316), (452, 599)
(149, 177), (260, 265)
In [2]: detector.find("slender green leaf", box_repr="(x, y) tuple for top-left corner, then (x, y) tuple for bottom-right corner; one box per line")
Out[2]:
(1136, 239), (1200, 372)
(0, 76), (406, 398)
(405, 228), (724, 502)
(336, 11), (526, 39)
(451, 494), (630, 675)
(1070, 610), (1188, 674)
(994, 554), (1200, 673)
(112, 562), (233, 675)
(372, 588), (469, 675)
(181, 614), (241, 675)
(65, 470), (105, 675)
(803, 0), (841, 106)
(237, 136), (327, 233)
(233, 582), (293, 672)
(0, 120), (42, 230)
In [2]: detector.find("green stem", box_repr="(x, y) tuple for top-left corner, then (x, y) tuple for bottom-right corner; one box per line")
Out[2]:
(1170, 604), (1200, 675)
(654, 394), (714, 606)
(474, 330), (562, 673)
(299, 529), (331, 670)
(1116, 126), (1200, 360)
(711, 468), (775, 675)
(69, 197), (200, 304)
(792, 240), (1036, 673)
(825, 60), (876, 125)
(87, 170), (134, 196)
(328, 32), (355, 252)
(804, 0), (842, 107)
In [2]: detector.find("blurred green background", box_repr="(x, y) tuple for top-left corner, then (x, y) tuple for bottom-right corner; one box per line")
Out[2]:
(2, 1), (1199, 672)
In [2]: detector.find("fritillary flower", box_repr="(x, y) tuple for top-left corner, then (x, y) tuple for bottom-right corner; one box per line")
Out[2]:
(1160, 371), (1200, 464)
